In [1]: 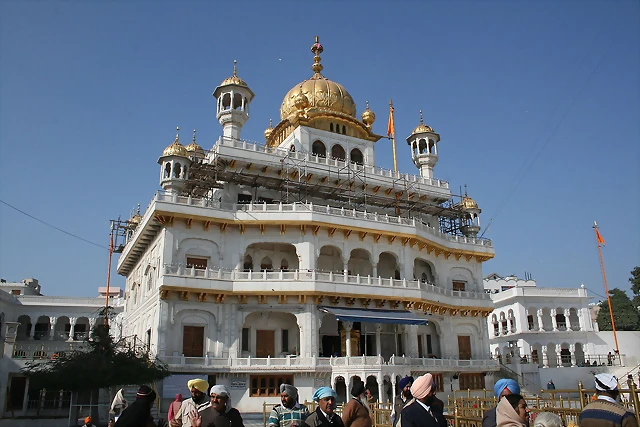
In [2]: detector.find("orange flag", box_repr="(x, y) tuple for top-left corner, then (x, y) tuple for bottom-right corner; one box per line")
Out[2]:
(595, 228), (606, 246)
(387, 104), (395, 137)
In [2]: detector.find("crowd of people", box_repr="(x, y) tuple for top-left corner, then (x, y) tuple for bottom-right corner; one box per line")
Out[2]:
(108, 372), (638, 427)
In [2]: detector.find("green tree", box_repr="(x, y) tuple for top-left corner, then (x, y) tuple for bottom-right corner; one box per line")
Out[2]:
(630, 266), (640, 307)
(22, 308), (170, 391)
(596, 288), (640, 331)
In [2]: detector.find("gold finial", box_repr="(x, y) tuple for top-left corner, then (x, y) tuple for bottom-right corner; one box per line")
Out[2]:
(233, 60), (237, 76)
(310, 35), (324, 76)
(366, 100), (370, 109)
(269, 118), (273, 127)
(192, 129), (197, 143)
(136, 203), (141, 214)
(264, 118), (274, 139)
(362, 100), (376, 127)
(175, 126), (180, 142)
(419, 110), (424, 124)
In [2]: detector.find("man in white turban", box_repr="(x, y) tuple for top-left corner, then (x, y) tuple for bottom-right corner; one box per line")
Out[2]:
(268, 384), (309, 427)
(579, 374), (637, 427)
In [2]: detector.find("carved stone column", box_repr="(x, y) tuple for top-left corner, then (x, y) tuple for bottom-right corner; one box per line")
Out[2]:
(375, 324), (382, 356)
(537, 309), (544, 332)
(556, 349), (562, 367)
(67, 317), (77, 341)
(565, 309), (572, 331)
(569, 344), (577, 367)
(48, 317), (57, 340)
(541, 345), (549, 368)
(551, 309), (558, 331)
(344, 321), (353, 358)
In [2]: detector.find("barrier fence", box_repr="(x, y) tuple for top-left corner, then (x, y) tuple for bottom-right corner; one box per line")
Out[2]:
(262, 381), (640, 427)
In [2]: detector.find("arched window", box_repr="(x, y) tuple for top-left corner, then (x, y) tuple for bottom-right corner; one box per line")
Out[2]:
(331, 144), (345, 161)
(243, 255), (253, 272)
(281, 259), (289, 271)
(330, 123), (334, 132)
(350, 148), (364, 165)
(419, 139), (428, 154)
(164, 163), (171, 178)
(260, 257), (273, 271)
(222, 93), (231, 110)
(233, 93), (243, 110)
(174, 163), (182, 178)
(342, 125), (346, 135)
(312, 140), (326, 157)
(428, 139), (436, 154)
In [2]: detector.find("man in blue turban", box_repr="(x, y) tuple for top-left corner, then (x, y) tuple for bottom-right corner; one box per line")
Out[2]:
(482, 379), (520, 427)
(303, 387), (343, 427)
(392, 376), (414, 426)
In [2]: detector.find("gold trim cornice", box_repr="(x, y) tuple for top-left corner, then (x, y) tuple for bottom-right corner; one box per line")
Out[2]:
(158, 286), (493, 318)
(154, 209), (494, 262)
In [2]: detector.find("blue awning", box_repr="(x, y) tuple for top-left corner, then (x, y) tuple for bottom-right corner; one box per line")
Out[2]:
(319, 306), (428, 325)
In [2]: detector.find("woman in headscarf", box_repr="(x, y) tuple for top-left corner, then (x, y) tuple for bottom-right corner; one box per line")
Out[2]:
(168, 394), (183, 423)
(303, 387), (344, 427)
(496, 394), (530, 427)
(115, 385), (157, 427)
(192, 385), (244, 427)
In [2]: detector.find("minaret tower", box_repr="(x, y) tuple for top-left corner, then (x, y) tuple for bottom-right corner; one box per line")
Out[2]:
(158, 127), (192, 194)
(460, 186), (482, 237)
(406, 110), (441, 179)
(213, 60), (255, 142)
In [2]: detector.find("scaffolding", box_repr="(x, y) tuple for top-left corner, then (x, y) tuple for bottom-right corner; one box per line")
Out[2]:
(180, 138), (474, 236)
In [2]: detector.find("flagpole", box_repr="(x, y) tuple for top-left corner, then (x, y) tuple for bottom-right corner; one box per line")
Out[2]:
(593, 221), (619, 355)
(389, 99), (398, 173)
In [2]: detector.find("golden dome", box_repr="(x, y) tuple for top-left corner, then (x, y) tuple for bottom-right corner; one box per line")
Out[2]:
(163, 128), (188, 157)
(461, 195), (479, 210)
(412, 110), (435, 134)
(129, 213), (142, 226)
(264, 119), (274, 139)
(185, 129), (204, 157)
(361, 100), (375, 127)
(280, 36), (356, 120)
(219, 60), (248, 87)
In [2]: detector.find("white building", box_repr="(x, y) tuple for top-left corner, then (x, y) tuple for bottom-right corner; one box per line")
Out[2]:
(484, 273), (635, 390)
(117, 37), (498, 411)
(0, 278), (124, 418)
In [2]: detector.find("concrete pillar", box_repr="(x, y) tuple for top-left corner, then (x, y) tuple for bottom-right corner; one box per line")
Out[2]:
(542, 345), (549, 368)
(294, 242), (316, 270)
(407, 325), (419, 357)
(391, 375), (397, 404)
(67, 317), (77, 341)
(28, 320), (36, 340)
(556, 349), (562, 367)
(344, 321), (353, 357)
(48, 316), (57, 340)
(565, 309), (572, 331)
(570, 344), (577, 367)
(551, 309), (558, 331)
(3, 322), (20, 358)
(377, 373), (384, 404)
(375, 324), (382, 356)
(537, 309), (544, 332)
(372, 264), (378, 278)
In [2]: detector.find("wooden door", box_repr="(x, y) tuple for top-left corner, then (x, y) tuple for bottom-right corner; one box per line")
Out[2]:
(458, 335), (472, 360)
(183, 326), (204, 357)
(256, 330), (275, 357)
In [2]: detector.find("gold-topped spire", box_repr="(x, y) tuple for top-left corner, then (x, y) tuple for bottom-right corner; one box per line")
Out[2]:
(185, 128), (204, 157)
(310, 35), (324, 76)
(192, 128), (197, 143)
(419, 109), (424, 124)
(220, 60), (248, 87)
(412, 110), (435, 134)
(264, 118), (274, 139)
(175, 126), (180, 141)
(233, 59), (237, 76)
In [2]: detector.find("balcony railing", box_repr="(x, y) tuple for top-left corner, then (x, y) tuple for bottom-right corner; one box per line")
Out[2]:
(161, 354), (499, 370)
(12, 342), (87, 359)
(162, 264), (492, 301)
(153, 191), (493, 248)
(215, 136), (450, 189)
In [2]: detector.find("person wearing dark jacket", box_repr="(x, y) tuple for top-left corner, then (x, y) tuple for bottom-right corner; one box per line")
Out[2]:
(303, 387), (345, 427)
(482, 379), (520, 427)
(342, 380), (372, 427)
(400, 374), (446, 427)
(392, 376), (413, 427)
(115, 385), (157, 427)
(193, 385), (244, 427)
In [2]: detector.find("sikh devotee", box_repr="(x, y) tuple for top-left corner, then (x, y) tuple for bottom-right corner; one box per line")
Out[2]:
(268, 384), (310, 427)
(342, 380), (372, 427)
(168, 394), (183, 423)
(192, 385), (244, 427)
(400, 374), (446, 427)
(579, 373), (638, 427)
(115, 385), (158, 427)
(482, 379), (521, 427)
(391, 376), (414, 427)
(496, 394), (530, 427)
(303, 387), (345, 427)
(171, 379), (211, 427)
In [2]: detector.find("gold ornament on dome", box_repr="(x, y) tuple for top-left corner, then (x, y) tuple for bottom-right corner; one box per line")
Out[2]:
(185, 129), (204, 156)
(219, 60), (248, 87)
(280, 36), (357, 120)
(264, 119), (274, 139)
(163, 127), (189, 157)
(412, 110), (435, 134)
(461, 195), (479, 210)
(362, 100), (376, 128)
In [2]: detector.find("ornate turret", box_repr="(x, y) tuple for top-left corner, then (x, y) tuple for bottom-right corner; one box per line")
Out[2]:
(459, 187), (481, 237)
(185, 129), (205, 161)
(406, 110), (441, 179)
(158, 127), (192, 194)
(213, 60), (255, 141)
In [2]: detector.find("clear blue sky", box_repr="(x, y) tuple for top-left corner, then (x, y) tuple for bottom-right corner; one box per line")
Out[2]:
(1, 1), (638, 299)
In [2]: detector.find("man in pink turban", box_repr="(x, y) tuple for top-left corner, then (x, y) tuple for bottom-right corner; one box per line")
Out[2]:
(400, 374), (446, 427)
